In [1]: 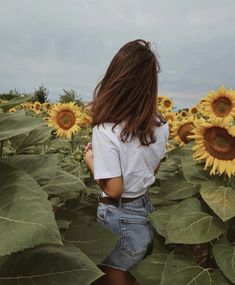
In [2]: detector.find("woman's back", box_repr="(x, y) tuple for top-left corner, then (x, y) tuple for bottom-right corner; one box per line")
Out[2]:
(92, 121), (169, 198)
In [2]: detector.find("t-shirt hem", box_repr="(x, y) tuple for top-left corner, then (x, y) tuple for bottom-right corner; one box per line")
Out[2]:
(94, 172), (122, 180)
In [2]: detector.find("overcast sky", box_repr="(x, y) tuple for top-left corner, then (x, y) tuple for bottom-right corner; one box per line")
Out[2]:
(0, 0), (234, 108)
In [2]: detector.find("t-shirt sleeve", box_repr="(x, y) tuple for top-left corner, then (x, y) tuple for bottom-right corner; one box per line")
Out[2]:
(92, 126), (122, 180)
(160, 122), (170, 160)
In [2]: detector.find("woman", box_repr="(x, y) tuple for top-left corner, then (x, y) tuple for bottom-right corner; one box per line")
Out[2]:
(84, 39), (169, 285)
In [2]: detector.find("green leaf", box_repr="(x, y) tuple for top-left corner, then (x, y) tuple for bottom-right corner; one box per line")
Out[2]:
(213, 240), (235, 283)
(157, 158), (179, 181)
(0, 244), (103, 285)
(148, 204), (179, 238)
(211, 270), (231, 285)
(10, 126), (52, 152)
(47, 138), (72, 153)
(167, 146), (192, 160)
(130, 239), (169, 285)
(1, 154), (58, 186)
(166, 198), (226, 244)
(181, 156), (209, 184)
(157, 173), (199, 200)
(43, 169), (88, 199)
(64, 210), (118, 264)
(160, 248), (212, 285)
(0, 95), (32, 112)
(0, 161), (62, 256)
(200, 181), (235, 222)
(0, 111), (43, 140)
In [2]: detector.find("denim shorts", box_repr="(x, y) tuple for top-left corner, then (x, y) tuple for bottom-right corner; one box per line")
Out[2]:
(96, 192), (155, 271)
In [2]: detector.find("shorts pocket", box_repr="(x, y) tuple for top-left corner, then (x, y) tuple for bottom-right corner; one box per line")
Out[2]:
(119, 218), (151, 257)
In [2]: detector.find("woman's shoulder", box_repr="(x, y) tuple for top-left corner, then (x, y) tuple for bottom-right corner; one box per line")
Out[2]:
(93, 122), (121, 133)
(92, 123), (121, 145)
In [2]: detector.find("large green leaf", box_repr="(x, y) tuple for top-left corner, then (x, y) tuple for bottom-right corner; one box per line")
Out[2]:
(0, 95), (32, 112)
(166, 198), (226, 244)
(0, 161), (62, 256)
(148, 189), (178, 207)
(0, 244), (103, 285)
(157, 173), (199, 200)
(200, 181), (235, 222)
(167, 145), (192, 160)
(130, 239), (169, 285)
(10, 126), (52, 152)
(0, 111), (43, 140)
(213, 240), (235, 283)
(148, 204), (179, 238)
(160, 248), (212, 285)
(43, 169), (88, 199)
(181, 156), (210, 184)
(1, 154), (58, 186)
(64, 208), (118, 264)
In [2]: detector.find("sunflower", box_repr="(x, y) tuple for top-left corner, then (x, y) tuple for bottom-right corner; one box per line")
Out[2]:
(46, 102), (83, 139)
(190, 119), (235, 177)
(189, 106), (198, 115)
(157, 95), (174, 111)
(163, 98), (174, 111)
(202, 85), (235, 123)
(33, 102), (42, 114)
(42, 102), (52, 111)
(179, 110), (189, 118)
(171, 116), (195, 146)
(8, 108), (17, 113)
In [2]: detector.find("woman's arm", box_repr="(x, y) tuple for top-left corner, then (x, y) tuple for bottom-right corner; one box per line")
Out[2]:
(84, 148), (124, 200)
(154, 162), (161, 174)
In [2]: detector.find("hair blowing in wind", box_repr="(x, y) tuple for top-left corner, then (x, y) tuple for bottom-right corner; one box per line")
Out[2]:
(89, 39), (165, 146)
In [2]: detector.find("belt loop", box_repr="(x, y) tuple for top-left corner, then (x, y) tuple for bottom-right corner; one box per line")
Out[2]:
(142, 192), (148, 208)
(142, 196), (146, 208)
(118, 197), (122, 208)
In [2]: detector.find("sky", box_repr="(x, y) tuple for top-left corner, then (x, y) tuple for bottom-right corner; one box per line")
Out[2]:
(0, 0), (234, 109)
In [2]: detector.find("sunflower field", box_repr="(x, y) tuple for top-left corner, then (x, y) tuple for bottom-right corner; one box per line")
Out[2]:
(0, 85), (235, 285)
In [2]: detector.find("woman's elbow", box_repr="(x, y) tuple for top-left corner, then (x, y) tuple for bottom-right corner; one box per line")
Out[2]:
(98, 177), (124, 200)
(105, 187), (123, 200)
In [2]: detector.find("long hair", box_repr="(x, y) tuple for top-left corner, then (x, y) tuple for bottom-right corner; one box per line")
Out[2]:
(87, 39), (165, 146)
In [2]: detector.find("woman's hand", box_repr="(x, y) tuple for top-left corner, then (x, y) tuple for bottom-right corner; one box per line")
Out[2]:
(84, 143), (94, 174)
(84, 142), (92, 153)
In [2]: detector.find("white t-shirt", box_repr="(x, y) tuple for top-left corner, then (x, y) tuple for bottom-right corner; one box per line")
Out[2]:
(92, 121), (169, 198)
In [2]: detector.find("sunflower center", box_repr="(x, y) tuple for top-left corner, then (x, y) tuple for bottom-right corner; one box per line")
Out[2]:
(178, 122), (194, 144)
(204, 127), (235, 160)
(57, 110), (76, 130)
(164, 100), (172, 108)
(191, 107), (198, 114)
(212, 97), (232, 117)
(35, 104), (41, 111)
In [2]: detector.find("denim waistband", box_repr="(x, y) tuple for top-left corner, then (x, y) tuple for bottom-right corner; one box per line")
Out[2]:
(98, 191), (150, 208)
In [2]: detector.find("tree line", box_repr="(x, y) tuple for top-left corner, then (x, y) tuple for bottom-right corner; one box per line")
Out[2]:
(0, 85), (85, 107)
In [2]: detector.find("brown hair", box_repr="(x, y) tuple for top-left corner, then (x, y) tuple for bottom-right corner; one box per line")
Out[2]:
(87, 39), (165, 146)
